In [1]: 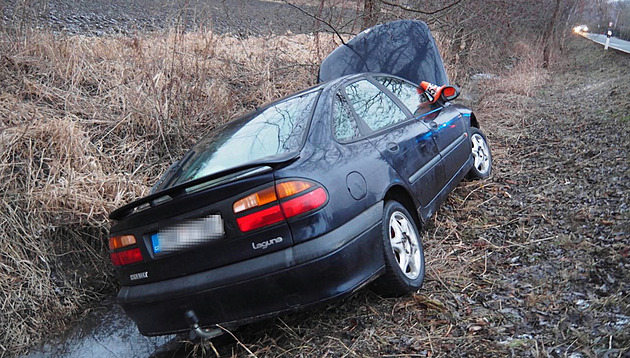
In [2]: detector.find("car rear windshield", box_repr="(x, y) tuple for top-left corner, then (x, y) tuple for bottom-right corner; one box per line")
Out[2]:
(162, 90), (320, 188)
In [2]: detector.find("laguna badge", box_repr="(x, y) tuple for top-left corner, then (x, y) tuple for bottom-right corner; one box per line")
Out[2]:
(252, 237), (283, 250)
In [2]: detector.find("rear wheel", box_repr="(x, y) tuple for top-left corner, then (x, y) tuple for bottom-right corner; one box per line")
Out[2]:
(467, 127), (492, 179)
(374, 201), (425, 296)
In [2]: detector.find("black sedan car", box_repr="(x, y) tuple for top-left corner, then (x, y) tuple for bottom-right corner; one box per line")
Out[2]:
(108, 20), (492, 337)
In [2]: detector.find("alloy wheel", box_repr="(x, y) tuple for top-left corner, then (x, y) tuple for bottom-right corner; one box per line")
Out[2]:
(471, 133), (490, 175)
(388, 211), (422, 280)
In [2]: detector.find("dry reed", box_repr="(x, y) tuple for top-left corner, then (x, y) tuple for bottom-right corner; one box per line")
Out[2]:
(0, 29), (341, 356)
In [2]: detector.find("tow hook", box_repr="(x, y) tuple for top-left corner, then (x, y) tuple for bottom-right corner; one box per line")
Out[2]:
(185, 310), (223, 339)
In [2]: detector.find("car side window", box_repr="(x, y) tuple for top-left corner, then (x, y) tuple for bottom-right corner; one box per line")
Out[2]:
(345, 80), (407, 132)
(333, 93), (361, 142)
(375, 76), (432, 117)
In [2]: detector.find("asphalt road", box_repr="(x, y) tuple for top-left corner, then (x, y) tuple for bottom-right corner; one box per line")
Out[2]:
(581, 32), (630, 54)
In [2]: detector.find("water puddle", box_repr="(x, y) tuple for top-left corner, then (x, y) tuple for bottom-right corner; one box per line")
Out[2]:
(23, 298), (180, 358)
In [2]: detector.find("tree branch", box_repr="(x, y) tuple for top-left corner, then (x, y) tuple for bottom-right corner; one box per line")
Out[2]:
(280, 1), (347, 45)
(379, 0), (464, 15)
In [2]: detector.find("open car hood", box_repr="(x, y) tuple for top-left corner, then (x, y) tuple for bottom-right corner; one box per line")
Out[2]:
(318, 20), (448, 86)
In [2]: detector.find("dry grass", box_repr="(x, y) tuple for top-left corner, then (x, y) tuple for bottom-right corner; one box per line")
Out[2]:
(0, 29), (341, 356)
(496, 41), (550, 97)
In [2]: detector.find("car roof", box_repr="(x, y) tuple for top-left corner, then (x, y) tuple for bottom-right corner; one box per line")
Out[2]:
(318, 20), (448, 86)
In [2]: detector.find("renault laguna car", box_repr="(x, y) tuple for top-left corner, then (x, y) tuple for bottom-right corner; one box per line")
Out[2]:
(108, 20), (492, 337)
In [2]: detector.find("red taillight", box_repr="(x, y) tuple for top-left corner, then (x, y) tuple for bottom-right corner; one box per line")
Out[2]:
(234, 180), (327, 232)
(109, 234), (143, 266)
(110, 248), (143, 266)
(235, 204), (285, 232)
(280, 187), (327, 218)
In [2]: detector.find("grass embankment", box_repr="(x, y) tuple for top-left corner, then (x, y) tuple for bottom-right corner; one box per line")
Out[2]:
(0, 30), (337, 356)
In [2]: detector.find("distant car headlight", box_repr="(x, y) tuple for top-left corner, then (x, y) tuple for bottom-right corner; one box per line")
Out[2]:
(573, 25), (588, 33)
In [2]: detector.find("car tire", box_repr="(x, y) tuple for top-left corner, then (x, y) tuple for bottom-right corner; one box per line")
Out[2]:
(373, 201), (425, 297)
(466, 127), (492, 179)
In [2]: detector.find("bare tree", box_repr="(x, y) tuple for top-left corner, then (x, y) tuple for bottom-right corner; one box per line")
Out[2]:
(543, 0), (562, 68)
(362, 0), (382, 29)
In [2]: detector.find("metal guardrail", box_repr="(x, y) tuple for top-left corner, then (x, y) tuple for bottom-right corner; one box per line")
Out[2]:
(577, 32), (630, 54)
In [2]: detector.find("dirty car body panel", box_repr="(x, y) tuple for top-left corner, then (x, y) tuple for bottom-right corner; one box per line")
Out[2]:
(108, 20), (488, 336)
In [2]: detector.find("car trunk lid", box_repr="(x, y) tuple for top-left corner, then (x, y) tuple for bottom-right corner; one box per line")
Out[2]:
(109, 165), (297, 286)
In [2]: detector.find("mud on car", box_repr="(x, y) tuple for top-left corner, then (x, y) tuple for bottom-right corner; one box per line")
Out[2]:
(108, 20), (492, 337)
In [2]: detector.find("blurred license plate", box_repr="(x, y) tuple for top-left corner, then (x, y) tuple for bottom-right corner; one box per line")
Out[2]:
(151, 215), (224, 255)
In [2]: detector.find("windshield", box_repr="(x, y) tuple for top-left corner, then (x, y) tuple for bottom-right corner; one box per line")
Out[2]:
(163, 90), (320, 188)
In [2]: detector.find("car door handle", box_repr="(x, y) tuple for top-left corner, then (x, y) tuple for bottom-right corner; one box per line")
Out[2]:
(386, 142), (399, 152)
(429, 121), (438, 129)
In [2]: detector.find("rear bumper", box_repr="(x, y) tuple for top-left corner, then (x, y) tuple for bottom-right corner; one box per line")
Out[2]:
(119, 201), (384, 336)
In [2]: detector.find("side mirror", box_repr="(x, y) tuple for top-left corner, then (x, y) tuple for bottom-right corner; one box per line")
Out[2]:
(418, 82), (460, 104)
(439, 85), (460, 102)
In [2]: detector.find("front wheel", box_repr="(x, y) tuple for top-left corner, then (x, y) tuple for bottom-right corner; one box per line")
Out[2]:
(467, 127), (492, 179)
(373, 201), (425, 297)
